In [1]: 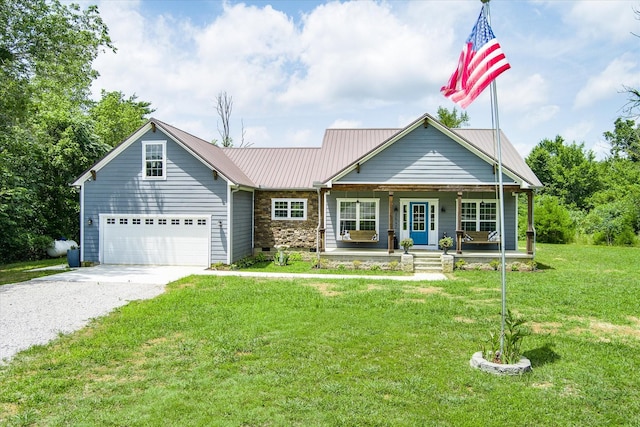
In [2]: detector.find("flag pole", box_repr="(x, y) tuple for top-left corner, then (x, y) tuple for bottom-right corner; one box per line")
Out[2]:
(484, 0), (508, 359)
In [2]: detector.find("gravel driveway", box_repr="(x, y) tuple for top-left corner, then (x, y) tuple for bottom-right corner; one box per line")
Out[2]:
(0, 265), (203, 364)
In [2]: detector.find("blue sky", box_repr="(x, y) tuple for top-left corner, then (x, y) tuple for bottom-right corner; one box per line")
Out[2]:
(84, 0), (640, 158)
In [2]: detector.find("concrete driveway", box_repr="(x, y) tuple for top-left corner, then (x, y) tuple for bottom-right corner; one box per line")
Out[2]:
(0, 265), (205, 363)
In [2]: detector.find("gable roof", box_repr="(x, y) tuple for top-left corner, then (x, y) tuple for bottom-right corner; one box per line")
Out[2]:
(72, 118), (255, 187)
(322, 113), (542, 189)
(73, 114), (541, 190)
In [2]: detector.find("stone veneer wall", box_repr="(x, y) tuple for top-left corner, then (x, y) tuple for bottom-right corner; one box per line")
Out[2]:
(254, 190), (318, 250)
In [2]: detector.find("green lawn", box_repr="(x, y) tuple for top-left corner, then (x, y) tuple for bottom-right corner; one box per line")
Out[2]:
(0, 258), (69, 286)
(1, 244), (639, 426)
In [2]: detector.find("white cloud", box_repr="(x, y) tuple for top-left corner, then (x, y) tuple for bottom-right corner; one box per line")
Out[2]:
(562, 120), (593, 143)
(517, 105), (560, 130)
(329, 119), (362, 129)
(501, 73), (548, 111)
(574, 55), (640, 109)
(278, 1), (453, 108)
(566, 1), (638, 43)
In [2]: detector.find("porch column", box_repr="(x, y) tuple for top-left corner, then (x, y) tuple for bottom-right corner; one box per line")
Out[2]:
(318, 188), (326, 252)
(387, 191), (394, 254)
(526, 190), (535, 255)
(456, 191), (463, 254)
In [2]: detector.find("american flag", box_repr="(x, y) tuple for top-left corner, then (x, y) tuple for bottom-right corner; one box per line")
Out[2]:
(441, 5), (510, 109)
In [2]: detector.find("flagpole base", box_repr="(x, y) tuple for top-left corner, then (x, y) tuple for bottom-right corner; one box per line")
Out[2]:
(470, 351), (531, 376)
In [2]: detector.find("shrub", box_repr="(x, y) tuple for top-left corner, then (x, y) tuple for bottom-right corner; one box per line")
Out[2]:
(387, 261), (399, 271)
(288, 251), (303, 262)
(352, 260), (362, 270)
(370, 264), (381, 271)
(489, 259), (500, 271)
(534, 195), (575, 243)
(254, 252), (267, 262)
(454, 259), (467, 270)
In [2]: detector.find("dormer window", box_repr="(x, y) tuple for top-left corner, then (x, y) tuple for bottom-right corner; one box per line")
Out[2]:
(142, 141), (166, 180)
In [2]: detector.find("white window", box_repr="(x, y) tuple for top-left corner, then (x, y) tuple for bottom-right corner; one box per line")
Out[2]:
(271, 198), (307, 220)
(142, 141), (166, 180)
(337, 198), (379, 233)
(461, 200), (497, 232)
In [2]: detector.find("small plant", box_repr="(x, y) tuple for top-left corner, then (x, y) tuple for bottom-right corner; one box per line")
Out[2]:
(454, 259), (467, 270)
(510, 262), (520, 271)
(352, 260), (362, 270)
(400, 238), (414, 253)
(337, 264), (346, 270)
(254, 252), (267, 262)
(482, 309), (530, 364)
(489, 259), (500, 271)
(439, 236), (454, 253)
(288, 252), (303, 262)
(370, 264), (381, 271)
(274, 244), (290, 266)
(387, 261), (399, 271)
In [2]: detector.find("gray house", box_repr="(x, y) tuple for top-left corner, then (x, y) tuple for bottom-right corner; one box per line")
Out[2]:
(72, 113), (542, 267)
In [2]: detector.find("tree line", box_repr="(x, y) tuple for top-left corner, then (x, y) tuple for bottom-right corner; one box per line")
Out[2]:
(523, 117), (640, 246)
(0, 0), (153, 262)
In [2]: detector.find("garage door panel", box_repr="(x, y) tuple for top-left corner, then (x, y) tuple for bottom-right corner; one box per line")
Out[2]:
(101, 215), (210, 266)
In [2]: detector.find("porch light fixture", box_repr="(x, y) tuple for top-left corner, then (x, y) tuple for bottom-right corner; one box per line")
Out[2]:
(441, 206), (446, 213)
(87, 217), (93, 225)
(218, 220), (223, 228)
(213, 170), (218, 180)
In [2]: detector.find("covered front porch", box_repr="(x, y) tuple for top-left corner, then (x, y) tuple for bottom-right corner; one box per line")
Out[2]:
(316, 184), (536, 257)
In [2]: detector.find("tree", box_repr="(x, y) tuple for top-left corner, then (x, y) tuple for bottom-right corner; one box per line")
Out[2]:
(526, 136), (600, 210)
(533, 195), (576, 244)
(0, 0), (113, 262)
(436, 106), (470, 128)
(214, 91), (233, 147)
(603, 117), (640, 162)
(90, 90), (154, 147)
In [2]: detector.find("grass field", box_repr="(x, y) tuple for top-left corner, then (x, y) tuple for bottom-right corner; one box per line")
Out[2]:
(1, 244), (639, 426)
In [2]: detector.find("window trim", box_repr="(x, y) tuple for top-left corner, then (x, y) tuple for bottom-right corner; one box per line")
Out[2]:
(459, 199), (499, 232)
(271, 198), (308, 221)
(336, 198), (380, 233)
(142, 140), (167, 180)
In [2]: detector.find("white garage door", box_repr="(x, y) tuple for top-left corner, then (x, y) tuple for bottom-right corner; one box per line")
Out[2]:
(100, 214), (210, 266)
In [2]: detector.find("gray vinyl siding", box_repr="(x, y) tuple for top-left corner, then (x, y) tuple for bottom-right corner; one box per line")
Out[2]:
(231, 189), (253, 262)
(339, 126), (515, 185)
(82, 129), (228, 263)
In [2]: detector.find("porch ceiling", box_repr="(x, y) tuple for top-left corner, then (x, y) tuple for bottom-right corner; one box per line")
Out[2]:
(329, 183), (526, 193)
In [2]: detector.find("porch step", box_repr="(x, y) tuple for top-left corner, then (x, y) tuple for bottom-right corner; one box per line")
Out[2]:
(412, 252), (443, 273)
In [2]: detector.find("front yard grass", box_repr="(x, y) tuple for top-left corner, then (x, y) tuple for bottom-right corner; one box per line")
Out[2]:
(0, 258), (69, 286)
(1, 244), (639, 425)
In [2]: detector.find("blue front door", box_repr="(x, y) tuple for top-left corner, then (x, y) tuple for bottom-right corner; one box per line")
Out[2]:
(409, 202), (428, 245)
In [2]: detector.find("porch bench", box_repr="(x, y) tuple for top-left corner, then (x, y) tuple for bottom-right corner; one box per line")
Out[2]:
(341, 230), (379, 243)
(461, 231), (500, 246)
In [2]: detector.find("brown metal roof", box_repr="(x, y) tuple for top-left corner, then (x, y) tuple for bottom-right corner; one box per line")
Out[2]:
(222, 147), (322, 189)
(153, 119), (256, 187)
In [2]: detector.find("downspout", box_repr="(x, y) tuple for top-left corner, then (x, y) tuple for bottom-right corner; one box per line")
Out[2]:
(316, 187), (321, 265)
(227, 184), (241, 265)
(79, 183), (84, 263)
